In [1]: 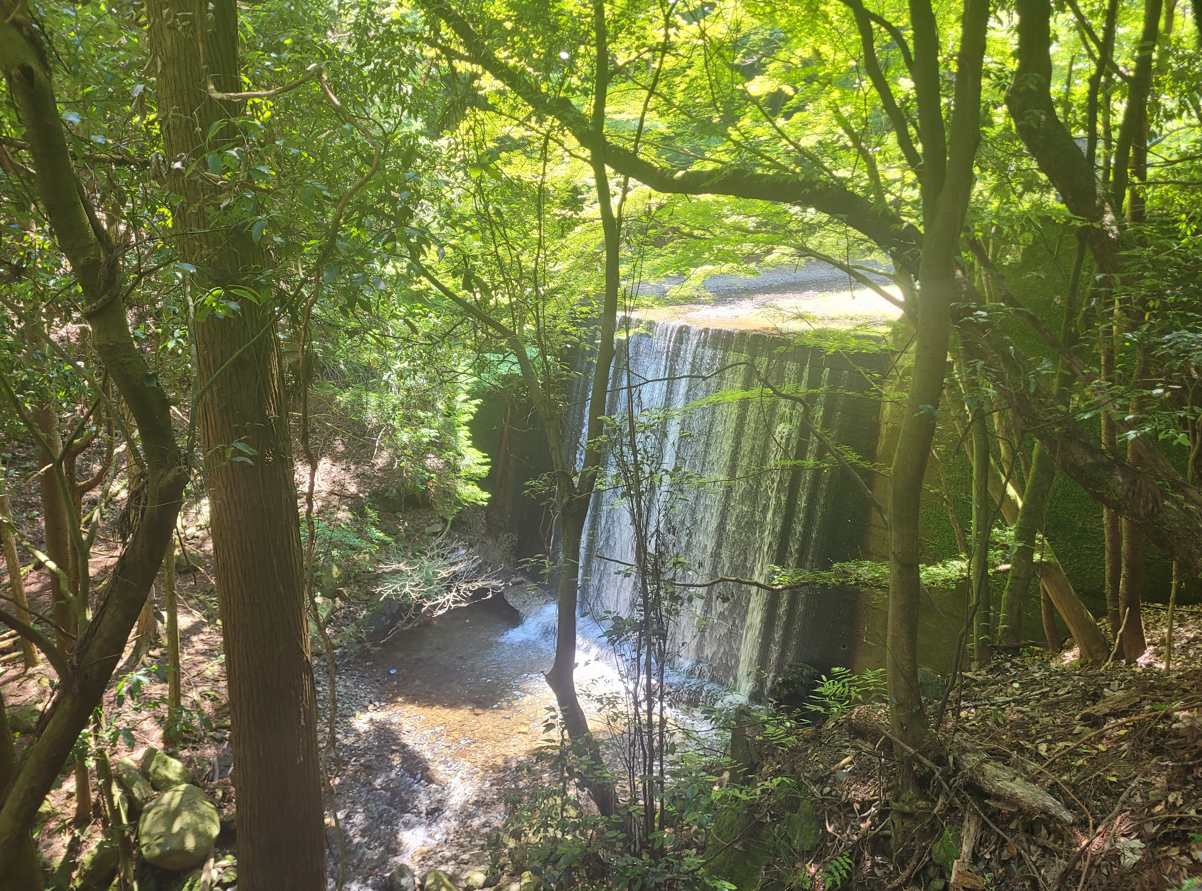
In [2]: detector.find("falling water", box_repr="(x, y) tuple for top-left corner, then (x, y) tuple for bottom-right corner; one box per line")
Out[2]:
(572, 320), (881, 695)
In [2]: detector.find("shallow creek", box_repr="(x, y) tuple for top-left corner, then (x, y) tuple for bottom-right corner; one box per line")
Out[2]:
(332, 585), (658, 889)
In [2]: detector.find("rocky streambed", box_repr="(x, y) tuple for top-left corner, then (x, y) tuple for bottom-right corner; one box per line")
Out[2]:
(329, 583), (625, 890)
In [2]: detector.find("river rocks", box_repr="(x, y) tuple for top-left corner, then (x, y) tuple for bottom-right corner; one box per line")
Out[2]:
(113, 757), (155, 813)
(464, 871), (488, 890)
(422, 868), (458, 891)
(386, 863), (417, 891)
(138, 784), (220, 870)
(142, 747), (195, 791)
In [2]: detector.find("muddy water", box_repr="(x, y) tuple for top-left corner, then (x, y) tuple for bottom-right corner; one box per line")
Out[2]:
(332, 588), (612, 888)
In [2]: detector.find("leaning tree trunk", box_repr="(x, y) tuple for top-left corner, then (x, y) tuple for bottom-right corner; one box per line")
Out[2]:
(144, 3), (327, 887)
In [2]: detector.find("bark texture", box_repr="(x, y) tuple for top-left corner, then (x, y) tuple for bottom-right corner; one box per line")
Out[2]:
(143, 1), (327, 887)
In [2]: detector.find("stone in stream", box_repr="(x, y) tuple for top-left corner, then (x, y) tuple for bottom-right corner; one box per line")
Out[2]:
(141, 747), (195, 791)
(138, 784), (220, 870)
(386, 863), (417, 891)
(464, 872), (488, 890)
(422, 868), (459, 891)
(112, 757), (155, 813)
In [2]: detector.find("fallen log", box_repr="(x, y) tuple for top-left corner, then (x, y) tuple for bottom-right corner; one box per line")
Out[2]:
(953, 749), (1074, 824)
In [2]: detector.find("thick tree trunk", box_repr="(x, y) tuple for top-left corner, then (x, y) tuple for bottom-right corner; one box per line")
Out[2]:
(144, 3), (327, 886)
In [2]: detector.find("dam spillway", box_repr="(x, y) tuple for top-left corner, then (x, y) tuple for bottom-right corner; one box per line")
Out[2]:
(571, 319), (883, 695)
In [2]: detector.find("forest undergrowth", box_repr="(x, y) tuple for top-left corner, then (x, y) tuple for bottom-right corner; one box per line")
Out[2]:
(710, 614), (1202, 891)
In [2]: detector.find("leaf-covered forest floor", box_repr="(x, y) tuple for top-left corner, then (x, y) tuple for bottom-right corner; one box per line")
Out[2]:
(4, 412), (1202, 890)
(750, 612), (1202, 890)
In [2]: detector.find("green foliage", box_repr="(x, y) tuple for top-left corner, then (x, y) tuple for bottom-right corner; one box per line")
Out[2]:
(495, 717), (733, 891)
(807, 667), (886, 720)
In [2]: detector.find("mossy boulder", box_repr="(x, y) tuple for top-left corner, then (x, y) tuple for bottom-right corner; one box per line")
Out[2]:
(423, 869), (459, 891)
(72, 839), (118, 891)
(705, 788), (819, 888)
(138, 784), (220, 870)
(113, 758), (155, 813)
(141, 748), (194, 791)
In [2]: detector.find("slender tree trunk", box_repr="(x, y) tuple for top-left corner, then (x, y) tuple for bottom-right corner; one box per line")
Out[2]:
(1119, 434), (1149, 660)
(970, 407), (992, 666)
(0, 7), (186, 875)
(32, 406), (72, 653)
(1041, 586), (1062, 652)
(0, 469), (38, 668)
(30, 401), (92, 828)
(999, 443), (1055, 647)
(886, 0), (988, 754)
(164, 537), (182, 748)
(144, 3), (327, 886)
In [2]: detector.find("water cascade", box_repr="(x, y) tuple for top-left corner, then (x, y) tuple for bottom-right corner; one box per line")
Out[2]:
(572, 320), (882, 695)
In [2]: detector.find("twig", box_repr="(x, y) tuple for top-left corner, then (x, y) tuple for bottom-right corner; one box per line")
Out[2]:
(1104, 607), (1130, 667)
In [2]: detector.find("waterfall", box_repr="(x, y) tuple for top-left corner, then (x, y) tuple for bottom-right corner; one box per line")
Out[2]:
(571, 319), (881, 695)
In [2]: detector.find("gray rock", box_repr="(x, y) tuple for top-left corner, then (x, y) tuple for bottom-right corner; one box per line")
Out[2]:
(6, 703), (41, 734)
(387, 863), (417, 891)
(138, 784), (220, 871)
(113, 758), (154, 813)
(71, 839), (118, 891)
(142, 748), (194, 791)
(423, 870), (459, 891)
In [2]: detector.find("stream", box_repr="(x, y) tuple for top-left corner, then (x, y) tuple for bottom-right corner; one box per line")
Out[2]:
(330, 583), (725, 889)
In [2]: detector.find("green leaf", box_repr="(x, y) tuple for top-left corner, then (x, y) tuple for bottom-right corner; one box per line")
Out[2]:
(251, 219), (267, 244)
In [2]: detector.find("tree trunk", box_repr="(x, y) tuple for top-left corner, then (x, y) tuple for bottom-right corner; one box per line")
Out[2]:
(164, 537), (182, 748)
(886, 0), (988, 755)
(999, 443), (1055, 647)
(32, 404), (72, 653)
(1119, 513), (1148, 660)
(144, 3), (327, 887)
(0, 691), (43, 891)
(970, 407), (992, 666)
(1041, 587), (1062, 652)
(0, 468), (38, 669)
(0, 4), (188, 873)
